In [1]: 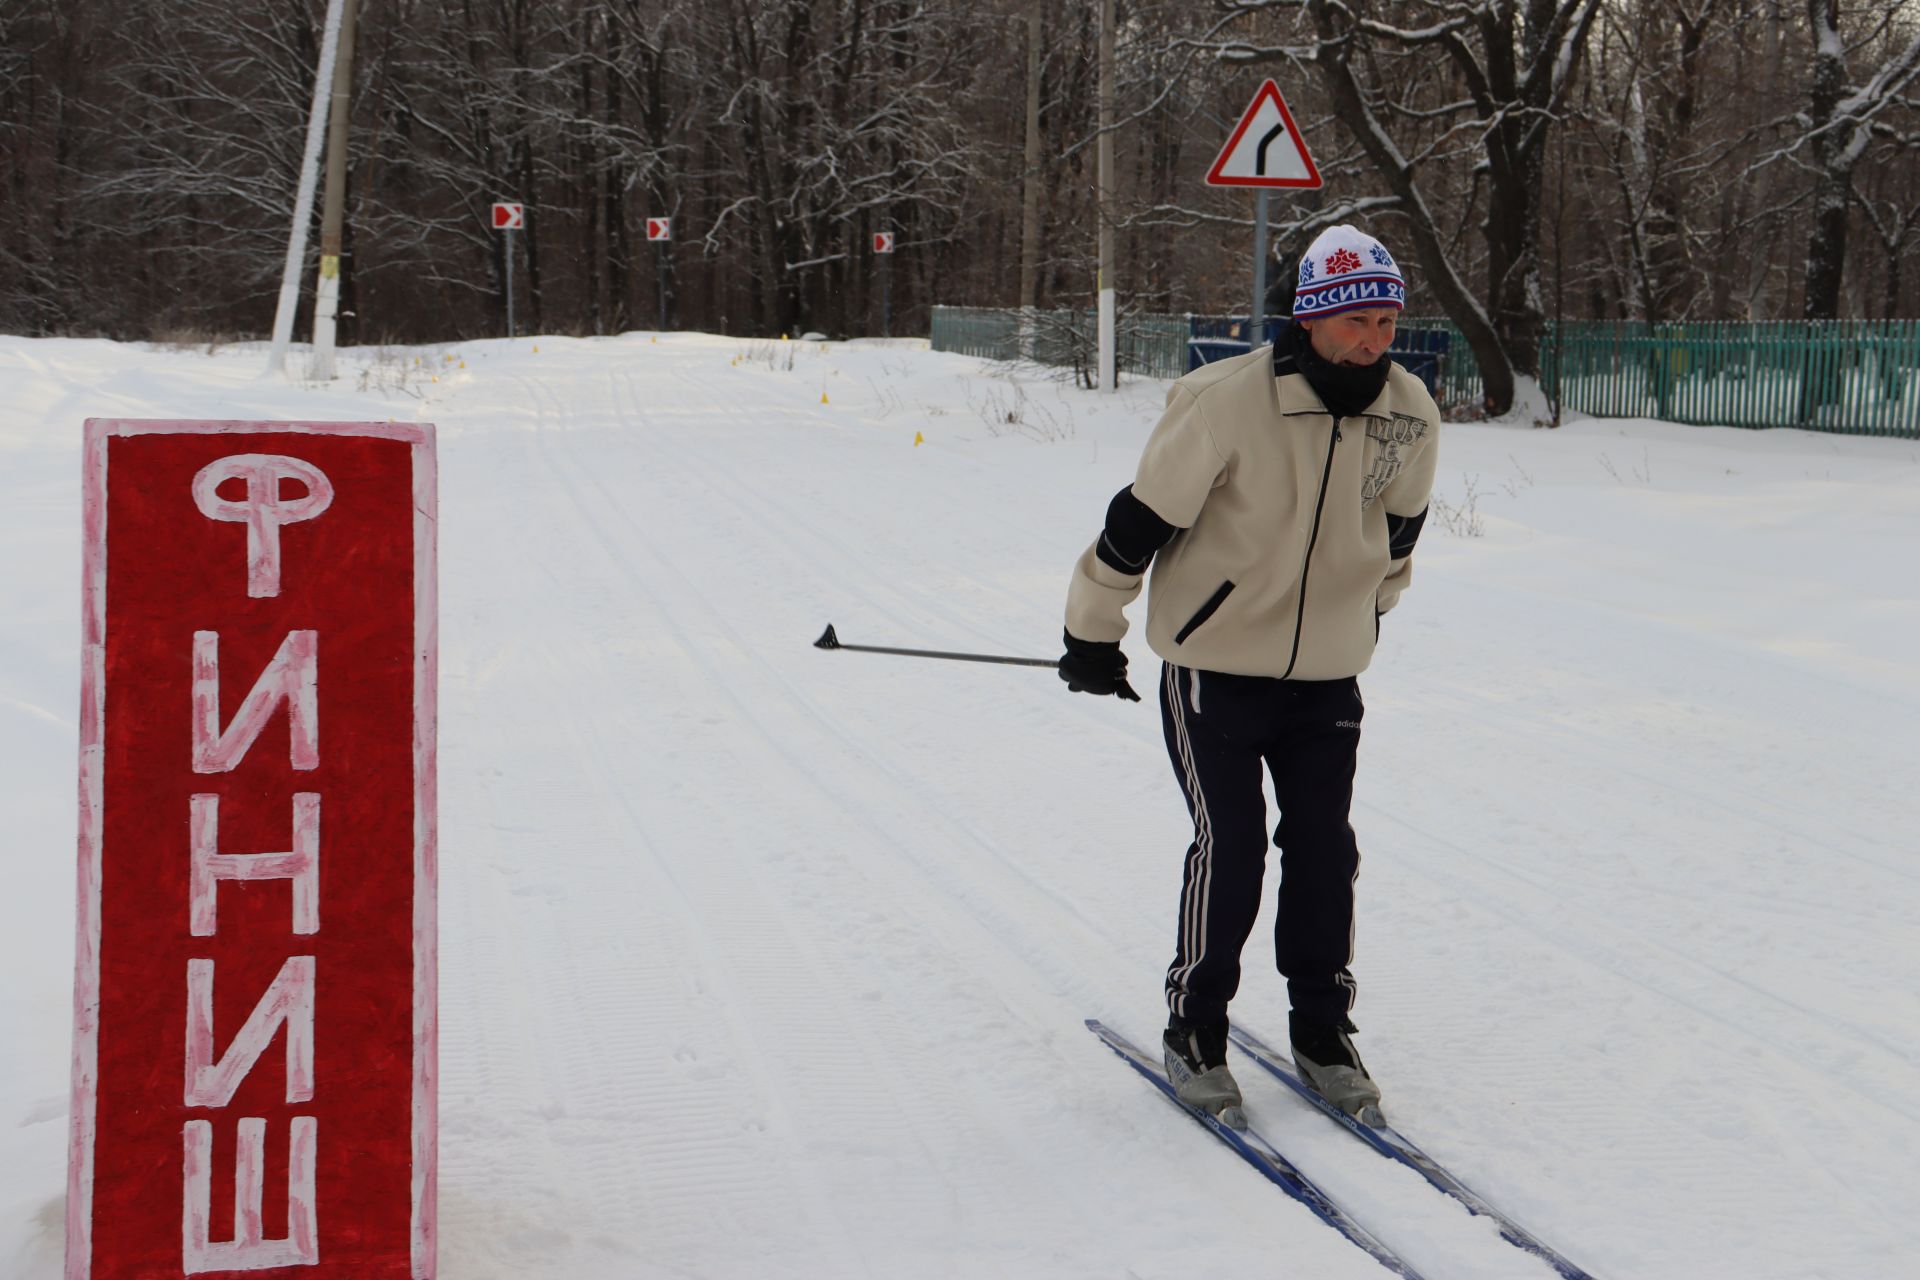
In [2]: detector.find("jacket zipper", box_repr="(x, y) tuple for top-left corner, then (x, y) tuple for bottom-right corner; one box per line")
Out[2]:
(1281, 417), (1341, 679)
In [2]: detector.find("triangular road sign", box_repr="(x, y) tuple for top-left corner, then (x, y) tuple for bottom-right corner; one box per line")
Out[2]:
(1205, 80), (1321, 188)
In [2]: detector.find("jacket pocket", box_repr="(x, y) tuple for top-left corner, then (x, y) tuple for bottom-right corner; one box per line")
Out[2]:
(1174, 580), (1236, 645)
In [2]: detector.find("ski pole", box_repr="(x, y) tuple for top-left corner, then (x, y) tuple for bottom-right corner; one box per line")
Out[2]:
(813, 624), (1059, 669)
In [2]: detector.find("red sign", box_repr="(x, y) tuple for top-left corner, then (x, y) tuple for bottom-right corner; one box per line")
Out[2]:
(70, 420), (438, 1279)
(646, 217), (671, 242)
(1205, 80), (1321, 189)
(873, 232), (895, 255)
(490, 202), (524, 229)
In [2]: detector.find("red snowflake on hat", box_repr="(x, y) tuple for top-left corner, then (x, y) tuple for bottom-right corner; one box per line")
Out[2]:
(1325, 248), (1363, 276)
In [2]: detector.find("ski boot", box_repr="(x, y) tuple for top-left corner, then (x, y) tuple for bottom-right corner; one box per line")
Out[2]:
(1164, 1016), (1247, 1130)
(1290, 1013), (1384, 1126)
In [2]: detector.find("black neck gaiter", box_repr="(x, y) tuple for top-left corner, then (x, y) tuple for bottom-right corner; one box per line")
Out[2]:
(1280, 322), (1391, 419)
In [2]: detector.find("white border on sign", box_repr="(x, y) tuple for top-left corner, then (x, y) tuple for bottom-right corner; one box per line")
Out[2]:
(68, 421), (107, 1278)
(68, 419), (439, 1280)
(410, 425), (439, 1280)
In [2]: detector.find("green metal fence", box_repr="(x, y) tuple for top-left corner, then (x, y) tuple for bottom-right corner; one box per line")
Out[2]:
(932, 305), (1920, 438)
(1542, 319), (1919, 438)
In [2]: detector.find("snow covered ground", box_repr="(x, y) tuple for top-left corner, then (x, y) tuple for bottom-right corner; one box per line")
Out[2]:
(2, 331), (1917, 1279)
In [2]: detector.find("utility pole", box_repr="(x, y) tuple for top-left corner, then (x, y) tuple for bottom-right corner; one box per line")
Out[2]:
(1096, 0), (1116, 391)
(1552, 132), (1567, 428)
(1251, 190), (1269, 346)
(311, 0), (360, 381)
(1019, 1), (1043, 358)
(264, 0), (347, 379)
(506, 224), (517, 339)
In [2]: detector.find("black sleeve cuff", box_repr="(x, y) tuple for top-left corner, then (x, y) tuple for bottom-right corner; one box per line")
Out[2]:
(1386, 506), (1427, 560)
(1095, 485), (1179, 575)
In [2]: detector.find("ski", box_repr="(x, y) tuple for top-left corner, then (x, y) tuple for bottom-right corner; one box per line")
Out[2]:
(1229, 1024), (1598, 1280)
(1086, 1020), (1427, 1280)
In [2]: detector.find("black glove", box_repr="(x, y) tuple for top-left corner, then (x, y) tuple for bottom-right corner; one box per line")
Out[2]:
(1058, 629), (1141, 701)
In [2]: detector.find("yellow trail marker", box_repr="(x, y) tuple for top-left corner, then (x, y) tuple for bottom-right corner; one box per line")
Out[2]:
(914, 431), (925, 446)
(820, 391), (830, 405)
(458, 360), (466, 369)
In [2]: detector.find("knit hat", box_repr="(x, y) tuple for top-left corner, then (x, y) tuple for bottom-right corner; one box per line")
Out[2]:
(1291, 225), (1405, 320)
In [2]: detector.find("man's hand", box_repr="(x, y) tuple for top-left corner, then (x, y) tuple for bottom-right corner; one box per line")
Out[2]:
(1058, 630), (1142, 701)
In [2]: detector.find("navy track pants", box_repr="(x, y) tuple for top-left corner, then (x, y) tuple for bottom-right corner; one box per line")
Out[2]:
(1159, 661), (1364, 1027)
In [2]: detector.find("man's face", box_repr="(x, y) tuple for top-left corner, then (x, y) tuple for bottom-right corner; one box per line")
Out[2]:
(1302, 307), (1399, 366)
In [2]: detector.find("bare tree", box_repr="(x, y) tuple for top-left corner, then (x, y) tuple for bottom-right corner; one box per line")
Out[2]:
(2, 0), (1915, 345)
(1855, 143), (1920, 316)
(0, 0), (70, 334)
(1187, 0), (1601, 412)
(1794, 0), (1920, 318)
(1585, 0), (1728, 323)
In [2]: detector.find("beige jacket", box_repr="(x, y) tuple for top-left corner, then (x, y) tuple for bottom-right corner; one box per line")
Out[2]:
(1065, 346), (1439, 679)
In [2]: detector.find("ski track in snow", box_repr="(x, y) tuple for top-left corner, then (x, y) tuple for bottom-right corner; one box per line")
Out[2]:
(438, 363), (1309, 1277)
(2, 334), (1917, 1279)
(431, 356), (1560, 1278)
(1351, 479), (1920, 1277)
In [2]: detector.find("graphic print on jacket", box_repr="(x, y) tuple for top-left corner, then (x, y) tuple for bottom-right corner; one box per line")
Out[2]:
(1361, 414), (1430, 509)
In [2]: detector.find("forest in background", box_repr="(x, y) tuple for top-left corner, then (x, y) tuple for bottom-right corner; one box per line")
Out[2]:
(2, 1), (1916, 411)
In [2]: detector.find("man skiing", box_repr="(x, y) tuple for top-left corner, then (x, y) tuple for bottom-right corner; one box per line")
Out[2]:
(1059, 225), (1439, 1127)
